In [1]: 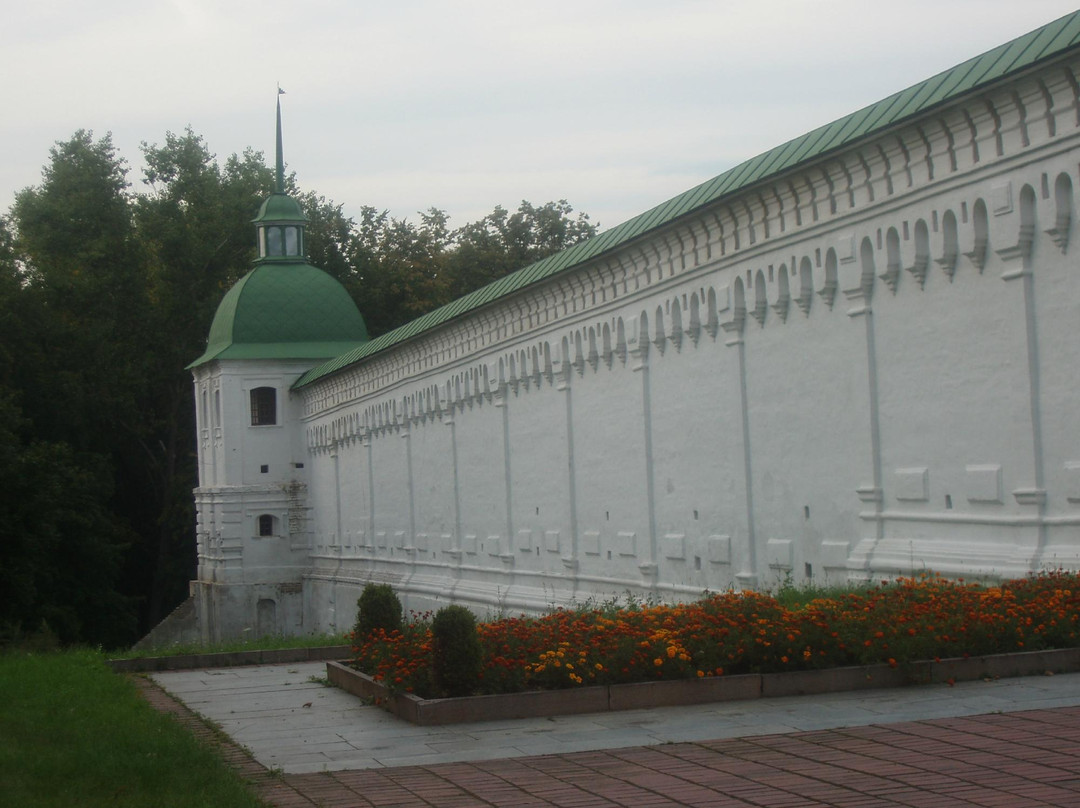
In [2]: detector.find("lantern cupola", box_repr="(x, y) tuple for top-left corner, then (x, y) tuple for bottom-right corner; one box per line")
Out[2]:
(252, 90), (307, 260)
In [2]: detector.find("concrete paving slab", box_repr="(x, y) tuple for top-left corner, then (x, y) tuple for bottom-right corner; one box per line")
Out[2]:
(150, 662), (1080, 775)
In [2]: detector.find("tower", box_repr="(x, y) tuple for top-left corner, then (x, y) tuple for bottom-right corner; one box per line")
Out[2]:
(187, 94), (368, 641)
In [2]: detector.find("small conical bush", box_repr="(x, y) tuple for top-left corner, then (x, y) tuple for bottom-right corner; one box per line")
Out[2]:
(354, 583), (402, 639)
(431, 605), (482, 697)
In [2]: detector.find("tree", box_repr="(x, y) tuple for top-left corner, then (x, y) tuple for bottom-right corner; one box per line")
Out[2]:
(348, 200), (597, 337)
(7, 129), (277, 642)
(131, 130), (275, 628)
(2, 124), (599, 647)
(344, 207), (453, 338)
(297, 190), (357, 286)
(0, 215), (136, 647)
(11, 131), (147, 447)
(445, 199), (596, 299)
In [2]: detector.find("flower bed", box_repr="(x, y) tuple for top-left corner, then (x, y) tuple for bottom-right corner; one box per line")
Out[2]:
(348, 572), (1080, 702)
(328, 647), (1080, 725)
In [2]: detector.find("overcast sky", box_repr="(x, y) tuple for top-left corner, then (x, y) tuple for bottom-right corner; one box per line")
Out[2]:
(4, 1), (1079, 233)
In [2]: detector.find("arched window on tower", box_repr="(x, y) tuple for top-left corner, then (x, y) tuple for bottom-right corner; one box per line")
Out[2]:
(250, 387), (277, 426)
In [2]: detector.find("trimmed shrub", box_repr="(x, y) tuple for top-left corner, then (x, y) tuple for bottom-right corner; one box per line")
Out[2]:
(431, 605), (482, 697)
(354, 584), (402, 639)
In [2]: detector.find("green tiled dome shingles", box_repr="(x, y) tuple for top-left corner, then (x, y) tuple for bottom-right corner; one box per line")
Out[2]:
(252, 193), (306, 225)
(189, 262), (368, 366)
(190, 93), (370, 368)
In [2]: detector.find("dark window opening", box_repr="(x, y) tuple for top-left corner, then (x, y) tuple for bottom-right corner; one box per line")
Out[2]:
(257, 514), (274, 537)
(250, 387), (277, 426)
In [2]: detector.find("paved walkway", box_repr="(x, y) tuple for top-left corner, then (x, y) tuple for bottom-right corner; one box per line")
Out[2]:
(143, 663), (1080, 807)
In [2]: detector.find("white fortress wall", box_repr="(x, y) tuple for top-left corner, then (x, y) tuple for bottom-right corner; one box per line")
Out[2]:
(299, 56), (1080, 629)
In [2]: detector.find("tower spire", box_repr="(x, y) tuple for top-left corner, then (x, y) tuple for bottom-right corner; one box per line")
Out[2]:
(252, 87), (307, 262)
(275, 86), (286, 194)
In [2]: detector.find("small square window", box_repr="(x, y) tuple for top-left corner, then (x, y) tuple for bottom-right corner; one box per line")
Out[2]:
(257, 514), (274, 537)
(260, 464), (269, 474)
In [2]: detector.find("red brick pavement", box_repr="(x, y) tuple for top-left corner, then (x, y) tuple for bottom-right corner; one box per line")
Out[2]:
(134, 676), (1080, 807)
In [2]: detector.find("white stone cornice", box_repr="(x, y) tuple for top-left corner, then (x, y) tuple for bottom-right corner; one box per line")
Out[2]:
(300, 55), (1080, 423)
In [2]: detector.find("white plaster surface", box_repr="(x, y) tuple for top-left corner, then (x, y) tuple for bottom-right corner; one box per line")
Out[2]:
(187, 49), (1080, 641)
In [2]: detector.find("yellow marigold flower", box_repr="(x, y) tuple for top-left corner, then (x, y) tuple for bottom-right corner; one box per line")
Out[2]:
(654, 658), (663, 666)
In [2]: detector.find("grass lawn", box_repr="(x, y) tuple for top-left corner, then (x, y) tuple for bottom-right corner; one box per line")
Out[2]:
(0, 649), (267, 808)
(110, 632), (349, 660)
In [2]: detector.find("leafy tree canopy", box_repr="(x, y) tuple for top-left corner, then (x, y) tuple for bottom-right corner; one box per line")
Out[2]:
(2, 127), (596, 648)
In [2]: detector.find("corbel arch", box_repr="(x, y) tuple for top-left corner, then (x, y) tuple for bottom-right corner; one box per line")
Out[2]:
(938, 210), (959, 279)
(819, 248), (838, 309)
(772, 265), (791, 322)
(908, 219), (931, 288)
(1047, 171), (1073, 252)
(967, 197), (990, 270)
(751, 270), (768, 326)
(881, 227), (901, 293)
(669, 298), (684, 350)
(796, 256), (814, 315)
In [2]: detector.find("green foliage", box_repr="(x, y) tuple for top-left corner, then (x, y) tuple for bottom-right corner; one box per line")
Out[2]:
(2, 129), (277, 646)
(0, 649), (267, 807)
(773, 578), (873, 610)
(353, 573), (1080, 697)
(354, 584), (403, 639)
(0, 388), (136, 649)
(327, 200), (596, 338)
(431, 605), (482, 697)
(2, 124), (595, 649)
(445, 199), (596, 300)
(110, 632), (349, 660)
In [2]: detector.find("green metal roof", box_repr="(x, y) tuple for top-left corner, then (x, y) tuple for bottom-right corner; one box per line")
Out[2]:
(295, 10), (1080, 390)
(188, 261), (369, 367)
(252, 193), (307, 224)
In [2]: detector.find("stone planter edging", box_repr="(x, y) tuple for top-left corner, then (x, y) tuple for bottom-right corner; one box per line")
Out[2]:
(106, 645), (352, 673)
(327, 646), (1080, 726)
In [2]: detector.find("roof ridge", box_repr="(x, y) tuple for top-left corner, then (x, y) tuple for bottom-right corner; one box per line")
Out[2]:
(295, 9), (1080, 389)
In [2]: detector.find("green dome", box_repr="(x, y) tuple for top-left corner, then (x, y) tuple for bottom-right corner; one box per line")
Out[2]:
(188, 261), (369, 367)
(253, 193), (306, 224)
